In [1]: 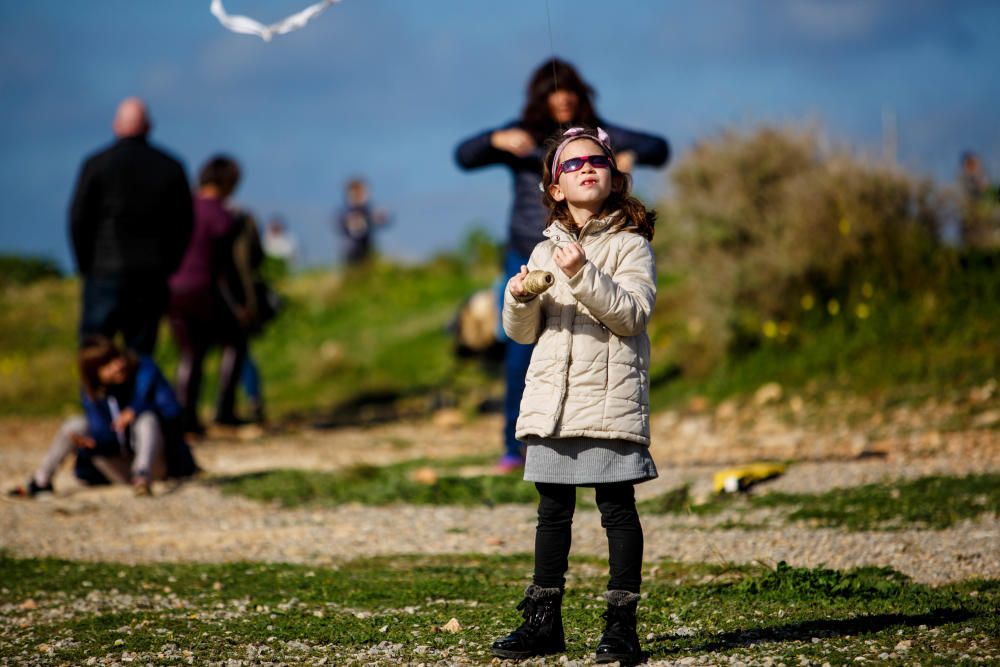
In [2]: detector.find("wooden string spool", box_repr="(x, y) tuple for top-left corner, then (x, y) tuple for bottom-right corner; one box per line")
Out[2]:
(524, 270), (554, 295)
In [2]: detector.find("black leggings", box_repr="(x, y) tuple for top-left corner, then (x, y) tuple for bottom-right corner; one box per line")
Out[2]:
(533, 482), (644, 593)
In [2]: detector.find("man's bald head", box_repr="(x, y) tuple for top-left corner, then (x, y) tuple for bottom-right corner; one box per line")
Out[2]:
(112, 97), (151, 138)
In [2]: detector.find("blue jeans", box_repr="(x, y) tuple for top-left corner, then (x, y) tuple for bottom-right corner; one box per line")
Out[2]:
(241, 354), (261, 402)
(80, 275), (168, 355)
(502, 248), (534, 460)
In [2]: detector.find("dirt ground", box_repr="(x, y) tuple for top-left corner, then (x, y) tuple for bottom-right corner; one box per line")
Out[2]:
(2, 391), (998, 585)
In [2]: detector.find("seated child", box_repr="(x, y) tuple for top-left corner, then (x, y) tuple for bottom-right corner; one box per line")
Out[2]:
(9, 336), (198, 497)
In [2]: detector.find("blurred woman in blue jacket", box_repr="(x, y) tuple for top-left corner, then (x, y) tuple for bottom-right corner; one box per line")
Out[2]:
(9, 336), (198, 498)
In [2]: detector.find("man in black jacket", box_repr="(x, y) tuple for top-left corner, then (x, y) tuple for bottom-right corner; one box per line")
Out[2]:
(69, 97), (193, 354)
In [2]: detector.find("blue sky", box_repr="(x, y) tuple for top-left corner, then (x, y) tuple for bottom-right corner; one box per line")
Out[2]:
(0, 1), (997, 270)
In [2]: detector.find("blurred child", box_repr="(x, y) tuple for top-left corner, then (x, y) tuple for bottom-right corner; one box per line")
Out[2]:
(492, 127), (658, 664)
(335, 178), (390, 265)
(8, 336), (198, 498)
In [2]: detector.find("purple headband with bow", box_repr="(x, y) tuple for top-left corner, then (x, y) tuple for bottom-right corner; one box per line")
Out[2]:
(550, 127), (615, 179)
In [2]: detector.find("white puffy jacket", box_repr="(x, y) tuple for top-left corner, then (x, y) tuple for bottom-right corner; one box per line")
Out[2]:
(503, 212), (657, 446)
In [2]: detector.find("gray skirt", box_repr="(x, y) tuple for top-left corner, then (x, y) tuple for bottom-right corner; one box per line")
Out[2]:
(523, 436), (658, 486)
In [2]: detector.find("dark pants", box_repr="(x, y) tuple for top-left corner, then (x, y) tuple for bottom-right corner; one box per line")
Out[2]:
(168, 289), (247, 429)
(80, 276), (168, 355)
(533, 482), (644, 593)
(502, 248), (533, 459)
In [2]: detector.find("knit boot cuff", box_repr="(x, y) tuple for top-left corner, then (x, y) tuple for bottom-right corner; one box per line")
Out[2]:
(525, 584), (563, 600)
(604, 590), (641, 606)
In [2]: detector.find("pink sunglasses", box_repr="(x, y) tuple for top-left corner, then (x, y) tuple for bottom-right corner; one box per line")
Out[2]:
(554, 154), (613, 181)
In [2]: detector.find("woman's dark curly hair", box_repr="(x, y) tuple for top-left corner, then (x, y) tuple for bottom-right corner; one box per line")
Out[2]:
(520, 58), (599, 144)
(540, 128), (655, 240)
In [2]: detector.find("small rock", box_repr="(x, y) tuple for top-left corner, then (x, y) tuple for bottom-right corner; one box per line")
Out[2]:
(972, 410), (1000, 427)
(441, 617), (462, 633)
(433, 409), (464, 429)
(19, 598), (37, 610)
(715, 400), (738, 420)
(687, 395), (709, 413)
(754, 382), (783, 406)
(894, 640), (912, 652)
(411, 467), (439, 485)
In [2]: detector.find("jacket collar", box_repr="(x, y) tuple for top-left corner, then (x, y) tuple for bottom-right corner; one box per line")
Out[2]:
(543, 210), (622, 245)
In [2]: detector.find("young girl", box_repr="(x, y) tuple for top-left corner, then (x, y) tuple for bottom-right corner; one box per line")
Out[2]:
(8, 336), (198, 498)
(492, 127), (658, 664)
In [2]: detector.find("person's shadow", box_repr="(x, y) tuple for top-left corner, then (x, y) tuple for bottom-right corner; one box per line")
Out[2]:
(644, 608), (976, 660)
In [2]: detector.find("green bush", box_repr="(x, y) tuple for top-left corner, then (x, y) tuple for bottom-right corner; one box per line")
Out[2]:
(653, 126), (949, 377)
(0, 254), (62, 287)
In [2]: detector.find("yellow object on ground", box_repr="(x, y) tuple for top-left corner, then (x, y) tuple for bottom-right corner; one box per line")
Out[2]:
(713, 462), (787, 494)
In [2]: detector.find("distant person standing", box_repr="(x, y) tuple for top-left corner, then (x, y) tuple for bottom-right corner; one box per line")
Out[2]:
(959, 151), (1000, 247)
(262, 215), (298, 277)
(960, 151), (991, 202)
(69, 97), (193, 355)
(336, 178), (390, 265)
(168, 156), (248, 433)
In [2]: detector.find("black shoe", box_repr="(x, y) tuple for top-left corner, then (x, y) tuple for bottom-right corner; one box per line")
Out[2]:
(595, 590), (642, 664)
(182, 412), (206, 436)
(8, 479), (53, 499)
(491, 585), (566, 659)
(214, 414), (251, 427)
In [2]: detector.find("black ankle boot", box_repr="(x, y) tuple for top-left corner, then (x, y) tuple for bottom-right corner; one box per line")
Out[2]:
(491, 585), (566, 659)
(595, 590), (642, 664)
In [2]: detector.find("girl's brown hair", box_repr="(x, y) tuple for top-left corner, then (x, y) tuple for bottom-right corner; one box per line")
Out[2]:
(540, 128), (656, 240)
(78, 336), (137, 400)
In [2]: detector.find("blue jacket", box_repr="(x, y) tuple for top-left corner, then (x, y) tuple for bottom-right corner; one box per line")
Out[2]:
(455, 120), (669, 257)
(75, 356), (198, 483)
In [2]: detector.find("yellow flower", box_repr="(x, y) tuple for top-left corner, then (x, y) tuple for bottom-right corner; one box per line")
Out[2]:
(827, 299), (840, 316)
(861, 282), (874, 298)
(855, 303), (870, 319)
(800, 294), (815, 311)
(762, 320), (778, 338)
(838, 218), (851, 236)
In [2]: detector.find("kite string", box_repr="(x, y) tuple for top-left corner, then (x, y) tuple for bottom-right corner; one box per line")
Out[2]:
(544, 0), (559, 93)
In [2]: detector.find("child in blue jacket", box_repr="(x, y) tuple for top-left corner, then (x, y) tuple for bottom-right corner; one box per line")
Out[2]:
(9, 336), (198, 497)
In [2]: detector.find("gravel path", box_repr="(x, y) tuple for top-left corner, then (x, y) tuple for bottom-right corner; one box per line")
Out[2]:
(3, 483), (997, 585)
(2, 408), (998, 585)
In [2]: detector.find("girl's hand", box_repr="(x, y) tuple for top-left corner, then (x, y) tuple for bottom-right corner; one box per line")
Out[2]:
(508, 265), (531, 298)
(71, 433), (96, 449)
(491, 129), (536, 157)
(113, 407), (136, 432)
(615, 150), (636, 173)
(554, 242), (586, 278)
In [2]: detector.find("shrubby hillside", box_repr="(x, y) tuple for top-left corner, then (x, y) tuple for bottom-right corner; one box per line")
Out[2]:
(1, 127), (996, 419)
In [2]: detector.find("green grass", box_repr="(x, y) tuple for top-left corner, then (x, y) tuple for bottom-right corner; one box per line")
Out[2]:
(1, 246), (996, 421)
(649, 254), (1000, 410)
(0, 251), (498, 419)
(214, 456), (542, 508)
(1, 553), (996, 665)
(220, 464), (999, 531)
(758, 474), (1000, 530)
(640, 474), (1000, 530)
